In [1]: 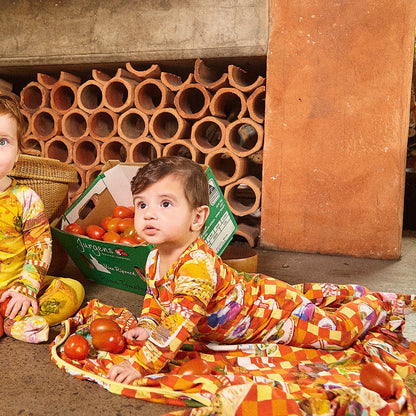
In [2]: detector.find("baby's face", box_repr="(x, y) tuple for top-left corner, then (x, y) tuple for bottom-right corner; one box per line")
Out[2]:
(0, 113), (19, 182)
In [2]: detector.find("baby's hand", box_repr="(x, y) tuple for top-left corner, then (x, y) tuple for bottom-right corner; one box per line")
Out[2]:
(0, 291), (38, 319)
(107, 361), (143, 384)
(123, 326), (149, 341)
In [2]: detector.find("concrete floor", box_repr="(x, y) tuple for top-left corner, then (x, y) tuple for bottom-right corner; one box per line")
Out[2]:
(1, 231), (415, 416)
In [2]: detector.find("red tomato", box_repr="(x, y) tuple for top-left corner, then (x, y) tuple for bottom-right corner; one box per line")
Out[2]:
(100, 216), (112, 231)
(64, 334), (90, 360)
(360, 362), (395, 399)
(113, 205), (134, 219)
(117, 217), (134, 233)
(65, 223), (86, 236)
(103, 231), (121, 243)
(119, 236), (137, 245)
(177, 358), (211, 376)
(106, 217), (121, 232)
(92, 330), (125, 353)
(0, 298), (11, 318)
(134, 234), (145, 244)
(0, 314), (3, 337)
(86, 224), (105, 240)
(90, 318), (121, 337)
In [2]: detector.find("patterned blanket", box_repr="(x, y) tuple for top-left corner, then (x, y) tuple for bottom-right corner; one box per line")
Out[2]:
(50, 296), (416, 416)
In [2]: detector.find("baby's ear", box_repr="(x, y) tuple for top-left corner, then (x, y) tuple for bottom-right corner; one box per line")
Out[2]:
(191, 205), (210, 232)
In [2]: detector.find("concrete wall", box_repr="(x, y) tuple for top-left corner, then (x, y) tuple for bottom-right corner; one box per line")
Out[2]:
(0, 0), (268, 76)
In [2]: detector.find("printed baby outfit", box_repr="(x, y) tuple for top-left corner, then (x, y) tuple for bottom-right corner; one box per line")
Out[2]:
(130, 237), (391, 375)
(0, 180), (84, 343)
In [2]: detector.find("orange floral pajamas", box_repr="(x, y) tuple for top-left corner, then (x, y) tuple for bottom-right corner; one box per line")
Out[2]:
(131, 238), (390, 375)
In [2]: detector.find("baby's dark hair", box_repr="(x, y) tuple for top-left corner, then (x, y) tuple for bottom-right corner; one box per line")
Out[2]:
(0, 94), (25, 150)
(131, 156), (209, 209)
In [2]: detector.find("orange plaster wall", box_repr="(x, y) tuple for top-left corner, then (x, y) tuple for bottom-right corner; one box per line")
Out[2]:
(261, 1), (416, 259)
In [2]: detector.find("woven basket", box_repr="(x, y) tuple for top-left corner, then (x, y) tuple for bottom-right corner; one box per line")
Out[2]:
(10, 154), (79, 222)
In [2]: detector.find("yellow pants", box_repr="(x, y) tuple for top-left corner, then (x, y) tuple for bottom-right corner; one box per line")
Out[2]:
(1, 276), (85, 343)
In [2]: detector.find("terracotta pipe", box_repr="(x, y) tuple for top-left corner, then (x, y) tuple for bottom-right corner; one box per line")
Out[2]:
(77, 79), (104, 114)
(88, 108), (119, 142)
(227, 65), (265, 94)
(85, 164), (104, 187)
(115, 67), (142, 82)
(100, 136), (130, 164)
(72, 137), (101, 170)
(50, 80), (79, 114)
(162, 139), (204, 163)
(44, 136), (73, 164)
(103, 76), (138, 113)
(68, 163), (86, 203)
(190, 116), (229, 154)
(62, 108), (90, 141)
(247, 86), (266, 124)
(209, 87), (248, 122)
(160, 72), (194, 92)
(31, 108), (62, 141)
(20, 81), (50, 113)
(134, 79), (174, 115)
(126, 62), (161, 79)
(174, 83), (211, 120)
(149, 107), (190, 144)
(225, 118), (264, 157)
(37, 71), (81, 89)
(128, 137), (163, 163)
(234, 222), (259, 248)
(194, 58), (228, 91)
(20, 109), (32, 137)
(21, 135), (44, 157)
(117, 108), (149, 143)
(92, 69), (111, 84)
(224, 176), (262, 217)
(204, 148), (248, 187)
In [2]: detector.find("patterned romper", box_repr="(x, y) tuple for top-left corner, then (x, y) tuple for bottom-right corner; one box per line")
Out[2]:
(131, 237), (390, 375)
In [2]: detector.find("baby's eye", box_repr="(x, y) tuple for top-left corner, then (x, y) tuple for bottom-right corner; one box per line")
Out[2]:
(161, 201), (172, 208)
(138, 202), (146, 210)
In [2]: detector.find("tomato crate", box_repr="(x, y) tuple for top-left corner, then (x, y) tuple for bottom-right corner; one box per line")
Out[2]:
(52, 161), (237, 295)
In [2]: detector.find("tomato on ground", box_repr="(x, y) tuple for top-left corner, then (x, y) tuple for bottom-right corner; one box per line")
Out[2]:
(86, 224), (105, 240)
(90, 318), (121, 337)
(360, 362), (395, 399)
(0, 298), (11, 318)
(64, 334), (90, 360)
(65, 223), (86, 236)
(92, 330), (125, 353)
(177, 358), (211, 376)
(113, 206), (134, 219)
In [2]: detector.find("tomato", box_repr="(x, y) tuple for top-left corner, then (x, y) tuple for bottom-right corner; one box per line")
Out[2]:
(86, 224), (105, 240)
(0, 298), (11, 318)
(117, 217), (134, 233)
(113, 205), (134, 219)
(134, 234), (145, 244)
(103, 231), (121, 243)
(106, 217), (121, 232)
(119, 236), (137, 245)
(92, 330), (125, 353)
(122, 226), (136, 238)
(360, 362), (395, 399)
(177, 358), (211, 376)
(65, 223), (86, 236)
(64, 334), (90, 360)
(90, 318), (121, 337)
(100, 216), (112, 231)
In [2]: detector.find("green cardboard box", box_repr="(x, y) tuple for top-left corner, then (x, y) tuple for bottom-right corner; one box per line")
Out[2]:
(52, 161), (237, 295)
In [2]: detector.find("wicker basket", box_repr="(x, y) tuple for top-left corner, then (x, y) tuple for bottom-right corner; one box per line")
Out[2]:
(10, 154), (79, 222)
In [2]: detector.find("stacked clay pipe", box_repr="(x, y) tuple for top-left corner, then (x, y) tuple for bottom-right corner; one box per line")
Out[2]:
(5, 59), (265, 247)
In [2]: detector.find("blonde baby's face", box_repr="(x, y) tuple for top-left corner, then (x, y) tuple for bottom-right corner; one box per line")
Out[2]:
(0, 113), (19, 184)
